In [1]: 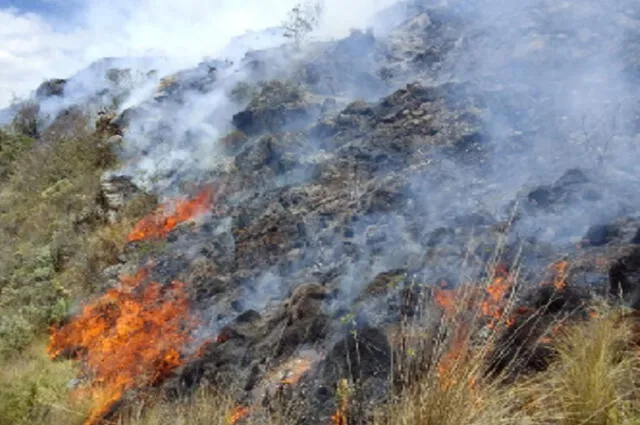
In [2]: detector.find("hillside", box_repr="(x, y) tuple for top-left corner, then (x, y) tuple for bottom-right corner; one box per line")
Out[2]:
(2, 1), (640, 424)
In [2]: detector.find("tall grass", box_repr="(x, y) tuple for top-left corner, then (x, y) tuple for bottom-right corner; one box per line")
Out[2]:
(0, 340), (89, 425)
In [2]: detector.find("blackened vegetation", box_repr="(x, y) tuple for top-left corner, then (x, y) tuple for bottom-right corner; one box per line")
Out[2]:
(22, 0), (640, 423)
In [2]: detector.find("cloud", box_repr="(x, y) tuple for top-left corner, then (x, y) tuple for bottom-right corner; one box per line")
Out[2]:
(0, 8), (86, 107)
(0, 0), (397, 108)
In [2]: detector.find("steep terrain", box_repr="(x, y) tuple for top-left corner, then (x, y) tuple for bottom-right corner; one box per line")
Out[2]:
(3, 1), (640, 424)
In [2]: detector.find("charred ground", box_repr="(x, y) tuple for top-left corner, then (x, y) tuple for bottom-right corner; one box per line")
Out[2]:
(3, 0), (640, 424)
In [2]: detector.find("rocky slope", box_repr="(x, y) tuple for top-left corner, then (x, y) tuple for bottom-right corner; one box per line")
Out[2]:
(11, 0), (640, 423)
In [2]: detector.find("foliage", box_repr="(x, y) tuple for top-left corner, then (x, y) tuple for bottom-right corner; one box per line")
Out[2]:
(0, 341), (88, 425)
(11, 101), (43, 139)
(0, 116), (153, 358)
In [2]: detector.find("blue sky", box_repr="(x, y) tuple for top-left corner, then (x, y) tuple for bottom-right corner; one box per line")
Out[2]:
(0, 0), (76, 19)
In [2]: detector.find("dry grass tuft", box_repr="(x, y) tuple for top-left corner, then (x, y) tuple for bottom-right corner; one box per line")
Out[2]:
(118, 388), (236, 425)
(514, 307), (640, 425)
(0, 341), (89, 425)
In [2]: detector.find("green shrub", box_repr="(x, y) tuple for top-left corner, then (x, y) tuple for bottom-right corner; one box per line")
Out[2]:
(0, 116), (153, 359)
(0, 342), (87, 425)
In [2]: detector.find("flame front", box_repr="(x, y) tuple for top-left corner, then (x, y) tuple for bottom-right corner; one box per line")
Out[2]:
(481, 263), (513, 329)
(433, 263), (515, 387)
(128, 187), (214, 242)
(48, 268), (199, 425)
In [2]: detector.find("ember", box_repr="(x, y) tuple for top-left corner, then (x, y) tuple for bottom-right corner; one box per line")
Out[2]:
(331, 379), (350, 425)
(228, 405), (251, 425)
(277, 357), (313, 385)
(127, 187), (214, 242)
(550, 260), (569, 291)
(48, 268), (199, 425)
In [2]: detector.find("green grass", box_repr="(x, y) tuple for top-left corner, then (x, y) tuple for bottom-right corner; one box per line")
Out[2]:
(0, 341), (89, 425)
(0, 112), (155, 358)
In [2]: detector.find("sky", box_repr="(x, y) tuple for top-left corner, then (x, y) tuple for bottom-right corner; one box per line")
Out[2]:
(0, 0), (397, 108)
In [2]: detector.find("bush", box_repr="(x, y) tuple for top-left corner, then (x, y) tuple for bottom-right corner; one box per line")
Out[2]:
(0, 117), (151, 357)
(11, 101), (42, 138)
(0, 341), (88, 425)
(0, 130), (34, 179)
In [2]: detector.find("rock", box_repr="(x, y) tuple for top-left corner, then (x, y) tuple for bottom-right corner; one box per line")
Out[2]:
(285, 283), (328, 321)
(526, 168), (600, 211)
(583, 224), (621, 247)
(609, 248), (640, 309)
(219, 130), (249, 154)
(232, 81), (322, 136)
(35, 78), (67, 99)
(105, 68), (133, 86)
(98, 175), (143, 223)
(322, 326), (391, 384)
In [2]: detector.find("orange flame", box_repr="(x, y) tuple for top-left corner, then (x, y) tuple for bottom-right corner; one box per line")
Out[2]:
(434, 263), (515, 388)
(277, 357), (313, 385)
(434, 287), (458, 317)
(550, 261), (568, 291)
(228, 406), (251, 425)
(127, 187), (213, 242)
(331, 379), (350, 425)
(481, 265), (513, 330)
(48, 268), (199, 425)
(436, 324), (471, 385)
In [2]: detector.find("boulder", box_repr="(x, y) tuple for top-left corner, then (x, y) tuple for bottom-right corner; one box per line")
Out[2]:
(232, 81), (322, 136)
(35, 78), (67, 99)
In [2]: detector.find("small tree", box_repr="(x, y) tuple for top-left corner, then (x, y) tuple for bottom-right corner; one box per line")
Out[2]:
(11, 101), (42, 139)
(282, 1), (324, 49)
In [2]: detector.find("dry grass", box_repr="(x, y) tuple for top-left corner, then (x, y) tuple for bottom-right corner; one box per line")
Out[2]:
(3, 265), (639, 425)
(378, 302), (640, 425)
(118, 388), (236, 425)
(0, 340), (89, 425)
(514, 308), (640, 425)
(115, 303), (640, 425)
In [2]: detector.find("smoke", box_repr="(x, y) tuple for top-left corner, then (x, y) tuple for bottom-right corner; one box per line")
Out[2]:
(0, 0), (399, 108)
(397, 0), (640, 247)
(115, 0), (640, 324)
(7, 0), (640, 341)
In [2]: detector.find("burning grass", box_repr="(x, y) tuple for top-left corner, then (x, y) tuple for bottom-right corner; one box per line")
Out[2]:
(0, 115), (159, 359)
(48, 268), (200, 425)
(127, 187), (214, 242)
(514, 308), (640, 425)
(378, 302), (640, 425)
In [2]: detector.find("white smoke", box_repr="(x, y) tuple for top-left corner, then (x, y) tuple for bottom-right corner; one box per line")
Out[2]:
(0, 0), (400, 108)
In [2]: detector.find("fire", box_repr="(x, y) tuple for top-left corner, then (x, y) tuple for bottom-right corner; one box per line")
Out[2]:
(331, 379), (350, 425)
(228, 406), (251, 425)
(48, 268), (199, 425)
(539, 324), (564, 345)
(481, 264), (513, 329)
(434, 286), (458, 317)
(549, 261), (568, 291)
(436, 324), (471, 385)
(434, 263), (515, 388)
(127, 187), (214, 242)
(277, 357), (313, 385)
